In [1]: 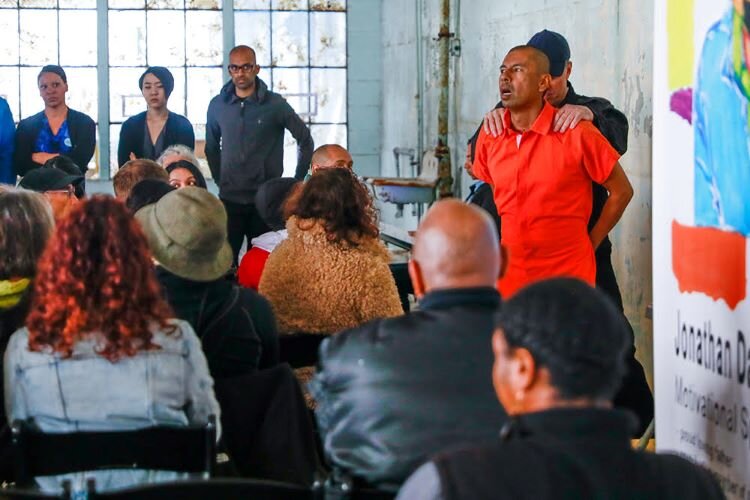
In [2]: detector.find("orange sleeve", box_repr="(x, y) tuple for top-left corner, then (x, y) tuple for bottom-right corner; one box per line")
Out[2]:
(237, 247), (270, 290)
(577, 122), (620, 184)
(472, 127), (493, 185)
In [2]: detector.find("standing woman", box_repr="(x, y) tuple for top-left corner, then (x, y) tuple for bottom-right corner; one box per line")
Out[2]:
(14, 65), (96, 177)
(118, 67), (194, 167)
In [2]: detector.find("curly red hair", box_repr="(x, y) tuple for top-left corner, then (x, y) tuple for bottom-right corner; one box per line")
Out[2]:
(26, 195), (175, 362)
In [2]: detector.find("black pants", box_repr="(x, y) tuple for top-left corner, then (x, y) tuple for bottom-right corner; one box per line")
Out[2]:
(222, 199), (270, 266)
(597, 248), (654, 437)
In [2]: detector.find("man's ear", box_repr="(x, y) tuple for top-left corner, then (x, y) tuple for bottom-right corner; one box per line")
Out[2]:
(513, 347), (536, 392)
(408, 259), (426, 299)
(498, 244), (509, 279)
(565, 60), (573, 79)
(539, 74), (552, 94)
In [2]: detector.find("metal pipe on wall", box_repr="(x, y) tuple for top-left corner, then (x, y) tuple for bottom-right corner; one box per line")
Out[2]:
(415, 0), (425, 172)
(436, 0), (453, 197)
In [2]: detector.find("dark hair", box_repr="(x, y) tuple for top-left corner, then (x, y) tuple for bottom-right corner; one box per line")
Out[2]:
(496, 278), (629, 400)
(126, 179), (175, 213)
(38, 65), (67, 84)
(113, 159), (168, 199)
(285, 168), (378, 246)
(44, 155), (84, 198)
(165, 160), (207, 189)
(139, 66), (175, 98)
(255, 177), (301, 230)
(26, 196), (175, 362)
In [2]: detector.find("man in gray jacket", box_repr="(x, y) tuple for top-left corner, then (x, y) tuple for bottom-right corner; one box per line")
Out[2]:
(206, 45), (314, 264)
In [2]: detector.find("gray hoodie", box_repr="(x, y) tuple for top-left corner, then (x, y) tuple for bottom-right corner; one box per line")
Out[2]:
(205, 77), (313, 204)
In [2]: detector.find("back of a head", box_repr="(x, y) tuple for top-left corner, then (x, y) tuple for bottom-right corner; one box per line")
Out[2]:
(413, 199), (500, 290)
(126, 179), (175, 213)
(285, 168), (378, 245)
(157, 144), (200, 168)
(26, 196), (173, 361)
(497, 278), (629, 401)
(255, 177), (301, 231)
(0, 188), (55, 280)
(43, 155), (85, 198)
(311, 144), (353, 172)
(113, 159), (168, 199)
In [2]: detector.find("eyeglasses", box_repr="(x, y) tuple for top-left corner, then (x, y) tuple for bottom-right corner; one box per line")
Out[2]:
(228, 63), (257, 74)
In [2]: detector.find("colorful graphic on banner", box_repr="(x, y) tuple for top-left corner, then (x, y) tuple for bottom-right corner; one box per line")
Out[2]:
(654, 1), (750, 498)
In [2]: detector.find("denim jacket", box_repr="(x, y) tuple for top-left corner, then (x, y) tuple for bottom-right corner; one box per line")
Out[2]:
(4, 319), (220, 493)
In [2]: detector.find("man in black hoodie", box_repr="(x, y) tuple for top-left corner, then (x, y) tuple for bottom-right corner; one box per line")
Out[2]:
(206, 45), (314, 264)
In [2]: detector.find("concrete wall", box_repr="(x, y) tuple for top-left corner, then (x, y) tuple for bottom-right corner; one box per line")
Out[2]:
(347, 0), (383, 178)
(379, 0), (655, 384)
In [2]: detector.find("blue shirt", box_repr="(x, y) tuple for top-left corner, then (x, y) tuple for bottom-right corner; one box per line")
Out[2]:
(33, 114), (73, 156)
(0, 97), (14, 184)
(694, 7), (750, 235)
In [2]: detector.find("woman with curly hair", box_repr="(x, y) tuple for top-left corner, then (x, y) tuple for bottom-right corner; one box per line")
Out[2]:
(4, 195), (219, 493)
(259, 168), (403, 334)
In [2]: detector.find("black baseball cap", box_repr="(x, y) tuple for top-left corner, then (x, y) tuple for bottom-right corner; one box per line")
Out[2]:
(18, 167), (83, 192)
(527, 30), (571, 77)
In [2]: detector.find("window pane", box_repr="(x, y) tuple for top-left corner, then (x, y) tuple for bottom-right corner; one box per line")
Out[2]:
(64, 67), (97, 121)
(109, 11), (146, 66)
(0, 10), (19, 64)
(234, 11), (271, 67)
(272, 0), (306, 9)
(310, 123), (346, 148)
(271, 67), (309, 117)
(185, 11), (222, 65)
(59, 10), (97, 66)
(109, 67), (146, 123)
(185, 66), (222, 124)
(165, 66), (186, 116)
(19, 66), (43, 119)
(147, 10), (185, 66)
(58, 0), (96, 8)
(271, 11), (308, 66)
(310, 0), (344, 11)
(282, 129), (297, 177)
(311, 12), (345, 66)
(233, 0), (267, 8)
(311, 68), (344, 123)
(110, 123), (121, 171)
(0, 67), (20, 121)
(186, 0), (220, 10)
(20, 10), (57, 65)
(146, 0), (183, 9)
(0, 0), (17, 7)
(20, 0), (55, 8)
(108, 0), (143, 7)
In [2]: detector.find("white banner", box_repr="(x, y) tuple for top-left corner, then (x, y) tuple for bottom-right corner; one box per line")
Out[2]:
(654, 1), (750, 499)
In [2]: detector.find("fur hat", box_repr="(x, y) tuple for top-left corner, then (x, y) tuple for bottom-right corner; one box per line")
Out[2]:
(135, 187), (232, 281)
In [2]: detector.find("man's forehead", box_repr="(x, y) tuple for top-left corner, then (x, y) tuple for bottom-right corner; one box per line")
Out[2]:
(501, 48), (533, 67)
(230, 49), (255, 63)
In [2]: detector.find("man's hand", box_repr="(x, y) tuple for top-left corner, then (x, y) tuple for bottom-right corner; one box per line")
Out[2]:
(31, 152), (59, 165)
(129, 152), (137, 161)
(553, 104), (594, 132)
(482, 108), (506, 137)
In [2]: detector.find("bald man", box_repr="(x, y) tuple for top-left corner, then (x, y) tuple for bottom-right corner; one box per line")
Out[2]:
(310, 200), (507, 490)
(310, 143), (353, 174)
(206, 44), (314, 265)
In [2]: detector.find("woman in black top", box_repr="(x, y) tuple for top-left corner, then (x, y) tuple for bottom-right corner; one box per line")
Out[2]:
(117, 67), (194, 167)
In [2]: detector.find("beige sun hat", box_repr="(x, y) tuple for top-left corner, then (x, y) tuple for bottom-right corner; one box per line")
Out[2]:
(135, 186), (232, 281)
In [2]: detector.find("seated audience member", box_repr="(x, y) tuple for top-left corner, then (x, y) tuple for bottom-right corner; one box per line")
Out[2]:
(117, 67), (194, 167)
(125, 178), (175, 213)
(14, 65), (96, 177)
(259, 168), (402, 334)
(17, 166), (83, 221)
(166, 159), (207, 189)
(0, 97), (14, 185)
(238, 177), (301, 290)
(397, 278), (724, 500)
(156, 143), (200, 169)
(310, 144), (353, 175)
(137, 187), (279, 375)
(310, 200), (506, 490)
(43, 154), (85, 198)
(112, 158), (168, 200)
(5, 196), (219, 493)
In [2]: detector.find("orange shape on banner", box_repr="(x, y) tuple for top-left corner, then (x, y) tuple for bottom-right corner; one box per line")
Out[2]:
(672, 221), (746, 309)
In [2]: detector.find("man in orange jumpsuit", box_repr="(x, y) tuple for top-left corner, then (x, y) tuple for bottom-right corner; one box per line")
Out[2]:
(472, 45), (633, 297)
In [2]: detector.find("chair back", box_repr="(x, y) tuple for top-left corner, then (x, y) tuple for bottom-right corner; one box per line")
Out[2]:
(11, 417), (216, 487)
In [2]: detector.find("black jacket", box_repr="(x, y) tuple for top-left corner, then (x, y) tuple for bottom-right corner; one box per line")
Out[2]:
(14, 108), (96, 176)
(310, 287), (506, 489)
(432, 408), (724, 500)
(205, 78), (314, 204)
(117, 111), (195, 167)
(466, 181), (501, 236)
(156, 267), (279, 378)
